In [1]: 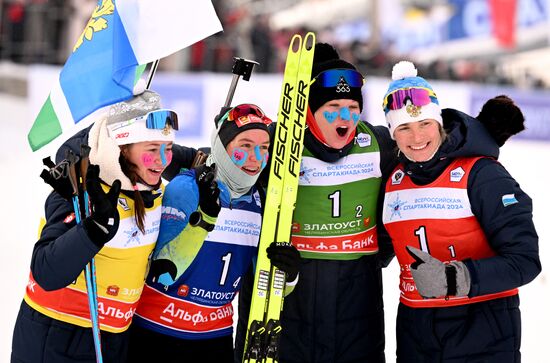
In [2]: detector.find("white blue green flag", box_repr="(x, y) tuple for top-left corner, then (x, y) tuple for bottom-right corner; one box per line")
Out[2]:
(28, 0), (222, 151)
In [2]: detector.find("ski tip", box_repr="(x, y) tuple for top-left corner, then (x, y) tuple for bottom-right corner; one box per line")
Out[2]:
(289, 34), (302, 54)
(304, 32), (316, 51)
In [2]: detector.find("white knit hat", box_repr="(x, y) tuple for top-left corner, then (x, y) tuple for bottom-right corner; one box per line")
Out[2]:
(105, 90), (175, 145)
(383, 61), (442, 139)
(88, 90), (176, 191)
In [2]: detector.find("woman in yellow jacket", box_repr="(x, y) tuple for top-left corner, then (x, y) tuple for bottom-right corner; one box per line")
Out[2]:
(11, 90), (177, 363)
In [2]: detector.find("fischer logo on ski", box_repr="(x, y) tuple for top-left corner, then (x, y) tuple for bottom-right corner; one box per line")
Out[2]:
(243, 32), (315, 363)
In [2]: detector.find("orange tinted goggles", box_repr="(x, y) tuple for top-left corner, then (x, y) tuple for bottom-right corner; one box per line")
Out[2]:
(227, 104), (273, 127)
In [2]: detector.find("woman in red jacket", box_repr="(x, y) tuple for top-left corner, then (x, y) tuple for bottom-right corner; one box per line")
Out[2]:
(381, 61), (541, 362)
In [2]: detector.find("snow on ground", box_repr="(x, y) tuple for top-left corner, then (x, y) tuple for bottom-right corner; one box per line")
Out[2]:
(1, 94), (548, 362)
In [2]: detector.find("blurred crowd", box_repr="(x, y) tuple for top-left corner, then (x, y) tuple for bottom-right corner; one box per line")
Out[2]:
(0, 0), (545, 88)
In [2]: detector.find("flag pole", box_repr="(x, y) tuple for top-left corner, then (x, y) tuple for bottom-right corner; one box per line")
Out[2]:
(146, 60), (160, 89)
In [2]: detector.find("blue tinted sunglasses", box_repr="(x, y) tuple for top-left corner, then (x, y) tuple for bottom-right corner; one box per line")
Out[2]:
(136, 109), (179, 130)
(313, 69), (364, 88)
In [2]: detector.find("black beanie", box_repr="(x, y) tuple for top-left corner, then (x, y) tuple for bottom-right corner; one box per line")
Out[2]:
(217, 109), (269, 147)
(308, 43), (364, 115)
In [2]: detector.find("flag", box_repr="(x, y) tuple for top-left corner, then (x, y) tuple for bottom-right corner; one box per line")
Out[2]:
(489, 0), (517, 48)
(28, 0), (222, 151)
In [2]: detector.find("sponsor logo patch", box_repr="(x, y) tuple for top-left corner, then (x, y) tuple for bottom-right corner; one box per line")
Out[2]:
(253, 191), (262, 207)
(106, 285), (119, 296)
(178, 285), (190, 297)
(356, 133), (372, 147)
(118, 198), (130, 211)
(63, 212), (76, 224)
(450, 167), (465, 182)
(391, 169), (405, 185)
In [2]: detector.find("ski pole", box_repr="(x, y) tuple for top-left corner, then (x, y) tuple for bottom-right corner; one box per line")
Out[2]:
(67, 149), (103, 363)
(80, 144), (103, 363)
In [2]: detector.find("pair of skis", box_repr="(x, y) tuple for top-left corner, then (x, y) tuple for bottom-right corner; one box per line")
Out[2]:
(243, 32), (315, 362)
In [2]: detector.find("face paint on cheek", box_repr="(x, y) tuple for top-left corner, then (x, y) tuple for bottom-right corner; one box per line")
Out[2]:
(323, 111), (339, 124)
(261, 152), (269, 169)
(231, 148), (248, 167)
(254, 145), (263, 161)
(352, 112), (360, 125)
(160, 144), (167, 166)
(141, 153), (156, 168)
(339, 107), (351, 121)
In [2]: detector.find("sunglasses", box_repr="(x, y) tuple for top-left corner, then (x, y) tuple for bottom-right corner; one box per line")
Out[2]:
(227, 104), (273, 127)
(137, 109), (179, 130)
(313, 69), (364, 88)
(383, 88), (437, 113)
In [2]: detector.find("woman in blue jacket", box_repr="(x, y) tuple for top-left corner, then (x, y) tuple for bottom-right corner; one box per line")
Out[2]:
(128, 104), (300, 362)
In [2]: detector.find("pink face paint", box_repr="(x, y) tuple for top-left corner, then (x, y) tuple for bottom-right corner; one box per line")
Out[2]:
(261, 152), (269, 169)
(141, 152), (156, 168)
(231, 148), (247, 166)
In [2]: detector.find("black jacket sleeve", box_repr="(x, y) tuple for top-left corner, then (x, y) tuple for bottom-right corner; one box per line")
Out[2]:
(371, 124), (397, 180)
(162, 143), (199, 181)
(465, 158), (541, 297)
(31, 192), (102, 291)
(371, 124), (398, 267)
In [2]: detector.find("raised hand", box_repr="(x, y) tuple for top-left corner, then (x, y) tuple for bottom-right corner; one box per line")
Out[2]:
(194, 163), (221, 217)
(83, 164), (121, 247)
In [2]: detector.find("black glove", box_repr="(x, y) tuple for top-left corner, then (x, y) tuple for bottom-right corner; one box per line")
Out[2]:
(406, 246), (471, 298)
(266, 242), (301, 282)
(149, 259), (178, 285)
(83, 164), (121, 247)
(40, 157), (75, 201)
(194, 163), (221, 217)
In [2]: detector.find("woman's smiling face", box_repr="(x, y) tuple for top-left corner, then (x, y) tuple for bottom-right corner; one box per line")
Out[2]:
(122, 141), (173, 185)
(225, 129), (270, 175)
(393, 119), (442, 162)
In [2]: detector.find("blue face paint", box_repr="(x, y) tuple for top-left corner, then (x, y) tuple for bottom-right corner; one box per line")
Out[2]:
(323, 107), (360, 126)
(230, 148), (248, 167)
(255, 145), (270, 170)
(352, 112), (360, 125)
(254, 145), (263, 161)
(160, 143), (167, 166)
(339, 107), (351, 121)
(323, 111), (339, 124)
